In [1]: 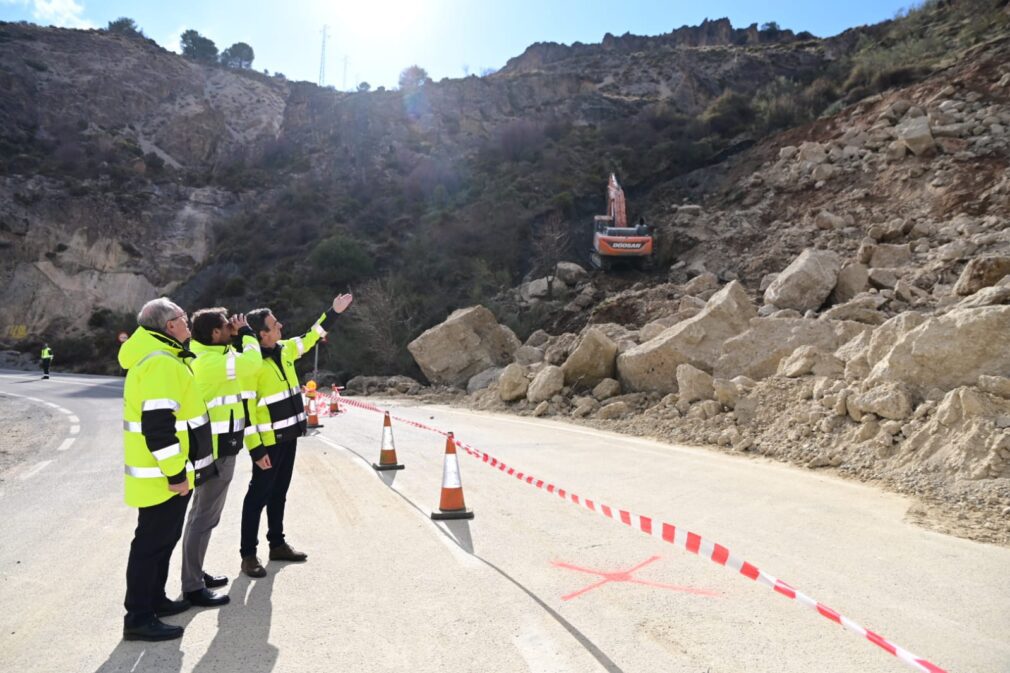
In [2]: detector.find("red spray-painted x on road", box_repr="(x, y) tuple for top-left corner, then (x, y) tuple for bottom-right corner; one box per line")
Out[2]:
(552, 555), (721, 601)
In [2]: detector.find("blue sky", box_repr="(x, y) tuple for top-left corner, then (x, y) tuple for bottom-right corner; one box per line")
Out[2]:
(1, 1), (918, 89)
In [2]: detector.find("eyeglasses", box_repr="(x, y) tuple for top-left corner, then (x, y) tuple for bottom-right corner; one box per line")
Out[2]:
(168, 313), (189, 325)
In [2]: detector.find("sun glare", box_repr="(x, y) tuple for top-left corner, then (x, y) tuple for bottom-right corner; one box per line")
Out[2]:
(328, 0), (426, 39)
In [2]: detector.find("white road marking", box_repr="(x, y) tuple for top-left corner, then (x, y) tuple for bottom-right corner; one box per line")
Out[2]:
(69, 424), (80, 434)
(57, 438), (75, 452)
(44, 402), (60, 409)
(20, 460), (53, 480)
(514, 615), (577, 673)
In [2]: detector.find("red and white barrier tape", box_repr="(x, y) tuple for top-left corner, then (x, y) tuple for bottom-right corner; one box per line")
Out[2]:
(328, 394), (947, 673)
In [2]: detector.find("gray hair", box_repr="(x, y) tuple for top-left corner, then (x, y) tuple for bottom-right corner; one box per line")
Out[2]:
(137, 297), (184, 331)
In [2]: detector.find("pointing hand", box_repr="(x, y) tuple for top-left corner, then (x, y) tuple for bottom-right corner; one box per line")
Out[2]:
(332, 294), (353, 314)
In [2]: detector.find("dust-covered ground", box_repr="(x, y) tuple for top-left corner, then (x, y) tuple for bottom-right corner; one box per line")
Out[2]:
(0, 395), (65, 477)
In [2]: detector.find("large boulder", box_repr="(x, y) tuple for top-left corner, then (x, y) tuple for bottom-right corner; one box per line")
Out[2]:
(821, 296), (887, 324)
(831, 262), (869, 304)
(589, 323), (639, 353)
(866, 306), (1010, 394)
(849, 383), (915, 420)
(896, 116), (935, 156)
(869, 244), (912, 269)
(514, 345), (545, 366)
(763, 249), (842, 312)
(616, 281), (756, 393)
(867, 313), (925, 363)
(345, 375), (422, 395)
(499, 363), (529, 402)
(407, 305), (520, 387)
(777, 345), (843, 378)
(467, 367), (503, 394)
(521, 277), (551, 301)
(593, 378), (621, 400)
(676, 364), (714, 402)
(715, 317), (868, 380)
(555, 262), (589, 286)
(561, 328), (618, 388)
(544, 333), (578, 366)
(953, 256), (1010, 296)
(527, 365), (565, 403)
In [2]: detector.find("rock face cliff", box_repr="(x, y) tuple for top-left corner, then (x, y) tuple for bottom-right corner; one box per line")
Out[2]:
(0, 18), (835, 358)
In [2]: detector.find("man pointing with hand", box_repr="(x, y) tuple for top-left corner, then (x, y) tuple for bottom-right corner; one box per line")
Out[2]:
(240, 294), (353, 578)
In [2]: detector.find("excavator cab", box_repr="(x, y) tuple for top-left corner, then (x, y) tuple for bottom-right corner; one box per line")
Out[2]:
(589, 175), (654, 270)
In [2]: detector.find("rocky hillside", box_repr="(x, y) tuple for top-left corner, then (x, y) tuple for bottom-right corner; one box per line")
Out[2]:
(7, 5), (998, 373)
(385, 3), (1010, 546)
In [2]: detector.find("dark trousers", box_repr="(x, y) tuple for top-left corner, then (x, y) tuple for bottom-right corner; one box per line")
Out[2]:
(124, 492), (191, 627)
(240, 439), (297, 558)
(41, 358), (51, 376)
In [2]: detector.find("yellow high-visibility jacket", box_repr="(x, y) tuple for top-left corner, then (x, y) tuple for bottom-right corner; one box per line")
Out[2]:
(190, 328), (262, 460)
(250, 311), (337, 451)
(118, 327), (212, 508)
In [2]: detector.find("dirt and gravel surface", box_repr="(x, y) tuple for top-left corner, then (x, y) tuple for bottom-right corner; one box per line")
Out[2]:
(0, 392), (65, 476)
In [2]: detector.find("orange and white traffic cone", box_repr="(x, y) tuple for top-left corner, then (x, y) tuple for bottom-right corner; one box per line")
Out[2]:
(431, 432), (473, 520)
(306, 391), (322, 429)
(372, 412), (405, 471)
(329, 385), (341, 415)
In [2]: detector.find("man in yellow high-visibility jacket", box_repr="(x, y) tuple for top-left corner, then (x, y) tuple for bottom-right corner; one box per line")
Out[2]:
(118, 297), (212, 642)
(40, 343), (53, 379)
(239, 293), (352, 578)
(180, 308), (262, 608)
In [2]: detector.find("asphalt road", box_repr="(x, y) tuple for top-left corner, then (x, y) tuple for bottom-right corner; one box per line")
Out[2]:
(0, 370), (1007, 673)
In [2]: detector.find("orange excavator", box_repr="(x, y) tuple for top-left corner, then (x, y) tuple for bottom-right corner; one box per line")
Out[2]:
(590, 174), (653, 270)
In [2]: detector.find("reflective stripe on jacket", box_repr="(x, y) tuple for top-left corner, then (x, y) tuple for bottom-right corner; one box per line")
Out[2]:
(190, 330), (262, 460)
(251, 313), (332, 448)
(118, 327), (212, 508)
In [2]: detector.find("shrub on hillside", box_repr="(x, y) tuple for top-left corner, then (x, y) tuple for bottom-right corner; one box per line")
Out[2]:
(702, 91), (756, 137)
(307, 233), (374, 287)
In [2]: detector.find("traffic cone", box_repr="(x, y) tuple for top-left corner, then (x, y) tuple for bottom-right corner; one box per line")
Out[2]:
(372, 412), (405, 471)
(431, 432), (473, 520)
(329, 385), (341, 415)
(306, 391), (322, 429)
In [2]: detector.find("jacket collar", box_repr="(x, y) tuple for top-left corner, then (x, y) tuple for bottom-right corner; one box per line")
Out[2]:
(148, 329), (196, 360)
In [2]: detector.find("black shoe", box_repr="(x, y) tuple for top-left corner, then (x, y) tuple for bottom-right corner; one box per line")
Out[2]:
(269, 543), (308, 562)
(203, 572), (229, 589)
(123, 617), (184, 642)
(184, 588), (230, 607)
(154, 597), (191, 617)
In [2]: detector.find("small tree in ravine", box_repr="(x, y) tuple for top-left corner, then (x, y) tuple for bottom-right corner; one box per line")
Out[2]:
(107, 17), (143, 37)
(180, 30), (218, 64)
(398, 65), (428, 90)
(532, 212), (572, 299)
(221, 42), (254, 69)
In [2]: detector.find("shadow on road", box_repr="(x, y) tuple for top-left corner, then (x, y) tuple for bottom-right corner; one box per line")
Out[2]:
(441, 519), (474, 554)
(191, 572), (279, 673)
(91, 572), (279, 673)
(64, 385), (123, 399)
